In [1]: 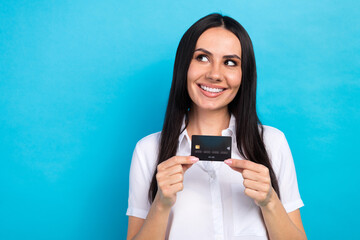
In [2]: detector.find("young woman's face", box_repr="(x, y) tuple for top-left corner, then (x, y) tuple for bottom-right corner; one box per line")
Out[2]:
(187, 27), (242, 112)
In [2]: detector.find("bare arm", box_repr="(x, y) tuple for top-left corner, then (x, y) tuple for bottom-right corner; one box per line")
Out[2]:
(127, 193), (171, 240)
(260, 191), (306, 240)
(127, 217), (144, 240)
(225, 159), (307, 240)
(127, 156), (199, 240)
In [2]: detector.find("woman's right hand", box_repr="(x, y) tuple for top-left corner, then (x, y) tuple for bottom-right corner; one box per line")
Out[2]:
(155, 156), (199, 209)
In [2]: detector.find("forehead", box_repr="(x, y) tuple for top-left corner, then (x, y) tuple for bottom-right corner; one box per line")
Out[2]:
(195, 27), (241, 55)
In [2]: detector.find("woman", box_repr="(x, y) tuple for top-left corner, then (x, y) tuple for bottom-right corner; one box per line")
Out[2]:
(127, 13), (306, 240)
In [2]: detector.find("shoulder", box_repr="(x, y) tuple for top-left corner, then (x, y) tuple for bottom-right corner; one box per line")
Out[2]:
(261, 126), (303, 210)
(260, 125), (288, 159)
(135, 131), (162, 151)
(130, 131), (162, 179)
(260, 125), (293, 169)
(133, 131), (162, 164)
(261, 125), (286, 145)
(261, 125), (286, 147)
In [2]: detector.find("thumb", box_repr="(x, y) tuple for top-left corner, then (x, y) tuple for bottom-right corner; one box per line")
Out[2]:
(182, 156), (199, 172)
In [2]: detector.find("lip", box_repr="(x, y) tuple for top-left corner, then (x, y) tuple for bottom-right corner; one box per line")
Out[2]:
(197, 83), (227, 98)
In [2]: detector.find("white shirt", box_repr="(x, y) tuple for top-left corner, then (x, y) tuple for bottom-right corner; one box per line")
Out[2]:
(127, 115), (304, 240)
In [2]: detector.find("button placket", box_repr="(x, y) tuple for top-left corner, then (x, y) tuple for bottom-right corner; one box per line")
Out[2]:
(209, 168), (224, 240)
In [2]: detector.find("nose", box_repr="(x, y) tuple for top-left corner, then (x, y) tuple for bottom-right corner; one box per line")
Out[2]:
(206, 62), (223, 82)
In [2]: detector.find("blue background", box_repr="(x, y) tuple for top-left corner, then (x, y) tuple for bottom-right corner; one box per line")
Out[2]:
(1, 0), (359, 239)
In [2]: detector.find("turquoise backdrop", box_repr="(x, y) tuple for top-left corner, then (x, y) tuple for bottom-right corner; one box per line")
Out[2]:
(1, 0), (359, 239)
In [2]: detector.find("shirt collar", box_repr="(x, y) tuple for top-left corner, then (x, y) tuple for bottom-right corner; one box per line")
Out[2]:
(178, 114), (236, 148)
(178, 116), (189, 149)
(225, 113), (236, 136)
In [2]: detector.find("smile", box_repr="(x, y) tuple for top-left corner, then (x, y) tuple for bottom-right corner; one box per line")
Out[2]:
(196, 83), (227, 98)
(198, 84), (225, 93)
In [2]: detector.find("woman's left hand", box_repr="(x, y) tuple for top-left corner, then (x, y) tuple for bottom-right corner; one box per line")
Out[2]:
(224, 159), (274, 207)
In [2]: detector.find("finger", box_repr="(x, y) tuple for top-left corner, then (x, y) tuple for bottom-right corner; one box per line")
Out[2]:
(227, 166), (270, 183)
(228, 166), (244, 174)
(171, 182), (184, 193)
(224, 159), (266, 173)
(164, 173), (183, 186)
(156, 167), (183, 183)
(243, 179), (271, 193)
(158, 156), (199, 171)
(244, 187), (273, 207)
(242, 169), (271, 183)
(158, 175), (181, 192)
(182, 161), (197, 172)
(161, 182), (184, 197)
(161, 164), (183, 176)
(244, 188), (262, 201)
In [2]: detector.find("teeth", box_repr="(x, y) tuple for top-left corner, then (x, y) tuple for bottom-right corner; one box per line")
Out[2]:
(200, 85), (224, 93)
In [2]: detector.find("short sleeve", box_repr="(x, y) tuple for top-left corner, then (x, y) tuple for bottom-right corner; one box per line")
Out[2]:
(274, 133), (304, 213)
(126, 137), (157, 219)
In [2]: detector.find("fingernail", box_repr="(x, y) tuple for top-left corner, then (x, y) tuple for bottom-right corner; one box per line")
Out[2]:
(190, 156), (199, 163)
(224, 159), (232, 165)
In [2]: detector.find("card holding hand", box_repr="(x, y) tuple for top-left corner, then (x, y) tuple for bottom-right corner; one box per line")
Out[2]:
(191, 135), (232, 161)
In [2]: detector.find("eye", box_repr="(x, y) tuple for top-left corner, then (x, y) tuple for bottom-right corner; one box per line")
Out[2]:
(195, 54), (209, 62)
(225, 59), (237, 66)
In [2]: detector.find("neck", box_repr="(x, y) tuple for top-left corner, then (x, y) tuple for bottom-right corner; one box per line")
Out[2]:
(187, 106), (231, 139)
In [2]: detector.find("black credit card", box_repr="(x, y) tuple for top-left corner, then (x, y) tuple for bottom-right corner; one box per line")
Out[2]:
(191, 135), (232, 161)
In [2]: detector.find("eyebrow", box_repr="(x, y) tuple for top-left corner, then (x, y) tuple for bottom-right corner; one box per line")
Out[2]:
(194, 48), (241, 60)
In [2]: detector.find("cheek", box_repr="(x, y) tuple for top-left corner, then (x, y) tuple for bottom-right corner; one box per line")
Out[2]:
(187, 63), (199, 83)
(187, 65), (196, 100)
(187, 63), (203, 96)
(187, 70), (193, 92)
(228, 71), (242, 89)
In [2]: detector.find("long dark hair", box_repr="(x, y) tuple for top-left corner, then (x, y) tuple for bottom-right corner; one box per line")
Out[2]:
(149, 13), (280, 202)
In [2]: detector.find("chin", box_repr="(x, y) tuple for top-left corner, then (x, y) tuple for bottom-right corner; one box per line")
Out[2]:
(195, 103), (228, 112)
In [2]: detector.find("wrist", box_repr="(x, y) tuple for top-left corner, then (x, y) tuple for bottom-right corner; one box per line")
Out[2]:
(153, 192), (172, 214)
(260, 188), (279, 212)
